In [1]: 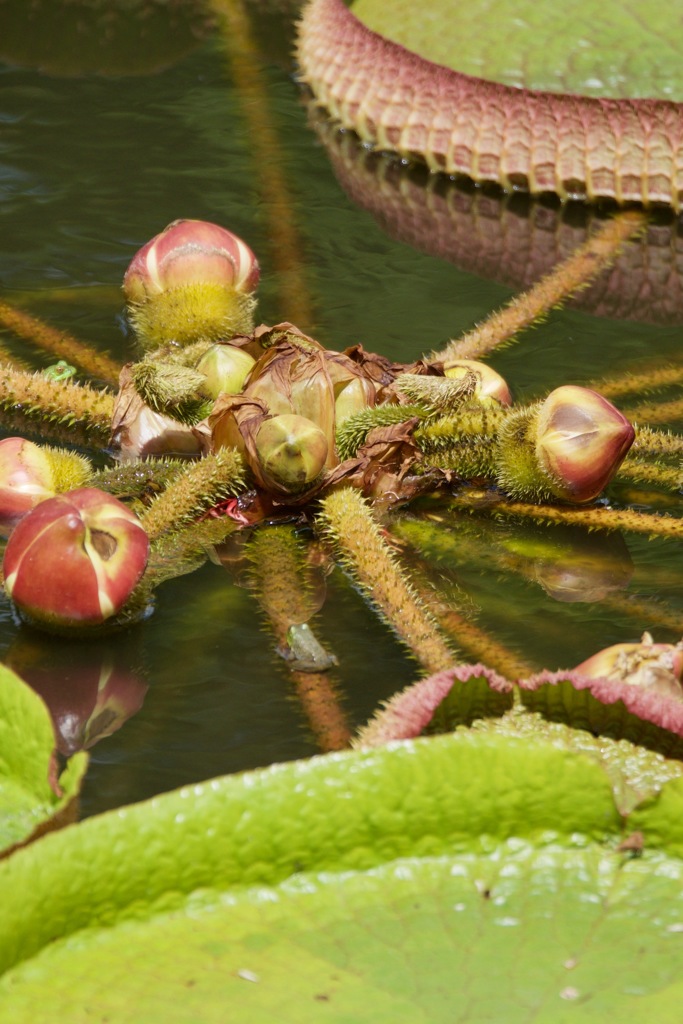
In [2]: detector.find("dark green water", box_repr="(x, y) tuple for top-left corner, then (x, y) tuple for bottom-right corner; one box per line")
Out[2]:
(0, 2), (680, 817)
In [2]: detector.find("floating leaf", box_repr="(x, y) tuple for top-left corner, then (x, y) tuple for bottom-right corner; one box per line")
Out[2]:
(298, 0), (683, 205)
(520, 669), (683, 759)
(0, 664), (87, 857)
(356, 663), (513, 746)
(351, 0), (683, 99)
(0, 732), (639, 1019)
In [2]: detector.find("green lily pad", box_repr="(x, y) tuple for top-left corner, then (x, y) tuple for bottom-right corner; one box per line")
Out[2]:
(298, 0), (683, 205)
(0, 664), (87, 856)
(0, 731), (675, 1020)
(352, 0), (683, 100)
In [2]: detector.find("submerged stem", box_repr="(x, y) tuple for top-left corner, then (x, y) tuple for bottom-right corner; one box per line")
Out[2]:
(616, 459), (682, 491)
(0, 299), (121, 385)
(410, 575), (536, 680)
(247, 525), (351, 752)
(596, 363), (683, 402)
(456, 495), (683, 541)
(622, 395), (683, 426)
(210, 0), (315, 329)
(432, 209), (646, 362)
(318, 487), (456, 674)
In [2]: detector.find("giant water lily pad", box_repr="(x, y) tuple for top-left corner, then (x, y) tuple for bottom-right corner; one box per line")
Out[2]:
(2, 731), (683, 1020)
(297, 0), (683, 206)
(0, 664), (87, 856)
(309, 116), (683, 325)
(352, 0), (683, 99)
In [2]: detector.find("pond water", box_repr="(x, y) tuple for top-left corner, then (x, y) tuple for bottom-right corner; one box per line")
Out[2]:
(0, 1), (680, 818)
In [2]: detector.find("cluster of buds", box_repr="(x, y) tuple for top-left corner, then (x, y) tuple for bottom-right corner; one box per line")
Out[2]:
(206, 324), (379, 500)
(123, 218), (260, 350)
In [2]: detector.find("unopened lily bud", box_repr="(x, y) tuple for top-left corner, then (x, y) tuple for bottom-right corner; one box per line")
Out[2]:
(123, 219), (260, 349)
(196, 344), (255, 399)
(253, 414), (328, 494)
(0, 437), (91, 532)
(443, 359), (512, 406)
(3, 488), (149, 628)
(335, 377), (375, 426)
(0, 438), (55, 528)
(535, 386), (635, 503)
(574, 632), (683, 698)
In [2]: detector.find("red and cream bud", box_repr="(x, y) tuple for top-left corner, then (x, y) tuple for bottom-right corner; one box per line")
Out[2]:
(123, 219), (260, 349)
(574, 632), (683, 697)
(0, 438), (56, 528)
(123, 218), (259, 300)
(443, 358), (512, 406)
(535, 385), (635, 503)
(0, 437), (92, 532)
(3, 488), (149, 628)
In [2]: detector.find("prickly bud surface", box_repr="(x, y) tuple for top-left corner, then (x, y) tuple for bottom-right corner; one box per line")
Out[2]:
(254, 414), (328, 494)
(443, 358), (512, 406)
(3, 488), (149, 627)
(535, 385), (635, 503)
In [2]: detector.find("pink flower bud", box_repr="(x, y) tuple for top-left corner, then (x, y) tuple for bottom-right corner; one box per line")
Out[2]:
(123, 219), (260, 302)
(535, 385), (635, 503)
(574, 632), (683, 697)
(0, 437), (56, 528)
(3, 488), (149, 627)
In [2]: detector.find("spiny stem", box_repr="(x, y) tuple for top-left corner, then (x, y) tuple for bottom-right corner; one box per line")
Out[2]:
(410, 575), (536, 680)
(0, 299), (121, 385)
(622, 395), (683, 426)
(140, 450), (246, 541)
(596, 363), (683, 401)
(94, 460), (189, 504)
(631, 426), (683, 460)
(318, 487), (456, 673)
(247, 526), (351, 752)
(336, 403), (424, 461)
(452, 495), (683, 540)
(600, 591), (683, 636)
(210, 0), (315, 328)
(616, 459), (682, 491)
(0, 363), (113, 438)
(431, 209), (646, 362)
(146, 516), (240, 588)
